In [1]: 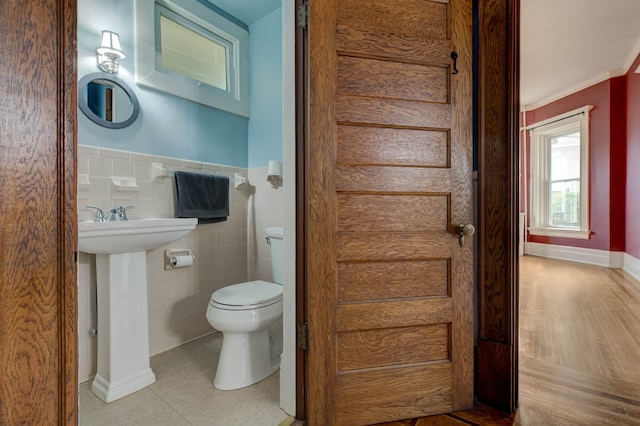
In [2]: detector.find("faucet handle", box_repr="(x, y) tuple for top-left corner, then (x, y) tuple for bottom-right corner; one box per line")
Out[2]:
(120, 205), (134, 221)
(86, 205), (106, 222)
(108, 205), (134, 221)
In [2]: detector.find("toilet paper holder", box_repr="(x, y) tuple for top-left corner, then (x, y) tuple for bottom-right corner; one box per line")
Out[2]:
(164, 249), (195, 270)
(266, 160), (283, 188)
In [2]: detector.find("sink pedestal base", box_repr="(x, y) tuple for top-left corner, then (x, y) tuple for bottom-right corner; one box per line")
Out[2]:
(91, 250), (156, 403)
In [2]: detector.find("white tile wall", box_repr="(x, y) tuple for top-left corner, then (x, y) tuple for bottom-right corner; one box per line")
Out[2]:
(247, 167), (284, 282)
(77, 146), (283, 383)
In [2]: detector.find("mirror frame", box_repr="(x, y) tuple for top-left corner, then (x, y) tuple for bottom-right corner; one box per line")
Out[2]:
(78, 72), (140, 129)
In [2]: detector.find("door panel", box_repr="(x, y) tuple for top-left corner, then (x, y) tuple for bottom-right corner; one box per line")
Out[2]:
(335, 364), (452, 424)
(337, 324), (450, 371)
(336, 299), (453, 331)
(337, 125), (449, 167)
(336, 96), (452, 127)
(336, 233), (452, 261)
(335, 166), (452, 192)
(306, 0), (473, 423)
(337, 260), (449, 301)
(336, 25), (452, 64)
(338, 56), (449, 102)
(338, 194), (448, 232)
(338, 0), (449, 38)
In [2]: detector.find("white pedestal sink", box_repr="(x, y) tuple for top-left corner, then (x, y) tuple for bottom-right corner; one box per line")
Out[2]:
(79, 218), (197, 403)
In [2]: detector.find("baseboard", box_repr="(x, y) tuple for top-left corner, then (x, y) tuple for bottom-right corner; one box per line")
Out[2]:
(278, 417), (298, 426)
(280, 350), (296, 416)
(623, 253), (640, 282)
(525, 242), (624, 268)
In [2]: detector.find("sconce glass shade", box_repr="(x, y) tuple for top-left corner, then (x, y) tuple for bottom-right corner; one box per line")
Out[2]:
(96, 31), (125, 74)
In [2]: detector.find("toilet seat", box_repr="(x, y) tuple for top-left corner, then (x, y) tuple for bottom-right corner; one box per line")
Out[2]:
(210, 280), (282, 311)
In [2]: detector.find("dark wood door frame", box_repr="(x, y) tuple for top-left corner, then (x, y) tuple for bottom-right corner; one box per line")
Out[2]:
(294, 0), (308, 418)
(0, 0), (78, 424)
(475, 0), (520, 413)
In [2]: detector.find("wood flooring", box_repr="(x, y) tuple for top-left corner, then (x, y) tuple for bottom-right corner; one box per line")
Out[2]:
(372, 255), (640, 425)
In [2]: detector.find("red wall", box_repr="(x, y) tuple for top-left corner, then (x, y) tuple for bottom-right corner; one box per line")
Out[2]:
(522, 52), (640, 258)
(524, 79), (627, 251)
(627, 56), (640, 258)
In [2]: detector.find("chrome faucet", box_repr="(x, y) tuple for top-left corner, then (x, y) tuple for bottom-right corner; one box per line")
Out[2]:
(86, 205), (134, 222)
(86, 206), (106, 222)
(106, 205), (134, 222)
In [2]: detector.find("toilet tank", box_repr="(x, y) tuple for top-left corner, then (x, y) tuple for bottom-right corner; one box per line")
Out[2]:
(265, 227), (284, 285)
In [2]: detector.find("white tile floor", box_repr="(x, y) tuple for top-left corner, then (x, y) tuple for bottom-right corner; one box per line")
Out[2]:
(79, 333), (292, 426)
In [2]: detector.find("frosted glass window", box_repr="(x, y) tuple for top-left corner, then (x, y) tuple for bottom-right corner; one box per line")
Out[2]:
(134, 0), (250, 117)
(160, 15), (228, 91)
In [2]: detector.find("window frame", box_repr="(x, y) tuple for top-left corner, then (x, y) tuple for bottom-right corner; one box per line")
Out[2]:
(528, 105), (593, 239)
(134, 0), (250, 117)
(157, 9), (232, 92)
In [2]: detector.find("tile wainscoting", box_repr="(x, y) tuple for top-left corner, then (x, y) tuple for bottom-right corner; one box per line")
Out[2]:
(77, 145), (283, 383)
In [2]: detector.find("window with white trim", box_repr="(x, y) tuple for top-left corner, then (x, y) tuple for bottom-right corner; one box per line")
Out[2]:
(528, 105), (592, 239)
(134, 0), (250, 117)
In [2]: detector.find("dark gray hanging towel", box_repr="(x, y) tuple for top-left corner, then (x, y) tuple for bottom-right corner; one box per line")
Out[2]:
(175, 171), (229, 224)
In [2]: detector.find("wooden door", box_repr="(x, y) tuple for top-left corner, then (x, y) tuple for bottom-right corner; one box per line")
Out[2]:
(0, 0), (77, 424)
(305, 0), (473, 424)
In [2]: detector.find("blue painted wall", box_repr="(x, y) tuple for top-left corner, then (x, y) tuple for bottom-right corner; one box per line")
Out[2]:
(78, 0), (249, 167)
(248, 8), (283, 168)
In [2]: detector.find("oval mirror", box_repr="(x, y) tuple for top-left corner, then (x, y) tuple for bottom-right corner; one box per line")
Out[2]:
(78, 72), (140, 129)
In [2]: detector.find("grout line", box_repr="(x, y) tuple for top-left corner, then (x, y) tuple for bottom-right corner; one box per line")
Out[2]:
(147, 386), (194, 425)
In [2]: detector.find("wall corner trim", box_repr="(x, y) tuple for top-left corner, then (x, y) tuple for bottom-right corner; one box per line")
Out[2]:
(623, 253), (640, 281)
(525, 242), (624, 268)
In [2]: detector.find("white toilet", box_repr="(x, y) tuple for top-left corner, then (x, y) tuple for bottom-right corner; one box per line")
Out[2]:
(206, 226), (284, 390)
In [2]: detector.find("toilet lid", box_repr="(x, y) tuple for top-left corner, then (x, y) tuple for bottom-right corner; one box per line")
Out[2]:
(211, 280), (282, 308)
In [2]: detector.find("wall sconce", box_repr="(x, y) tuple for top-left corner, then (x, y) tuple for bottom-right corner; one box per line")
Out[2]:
(96, 30), (125, 74)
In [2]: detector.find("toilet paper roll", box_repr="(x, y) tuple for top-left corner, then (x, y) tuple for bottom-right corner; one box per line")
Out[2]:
(171, 255), (194, 268)
(267, 160), (283, 177)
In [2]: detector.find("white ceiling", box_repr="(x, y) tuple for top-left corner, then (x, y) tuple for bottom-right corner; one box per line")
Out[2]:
(205, 0), (281, 26)
(175, 1), (640, 109)
(521, 0), (640, 109)
(208, 0), (640, 109)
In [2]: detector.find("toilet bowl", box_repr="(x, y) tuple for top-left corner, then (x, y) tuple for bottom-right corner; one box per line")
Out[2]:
(206, 227), (284, 390)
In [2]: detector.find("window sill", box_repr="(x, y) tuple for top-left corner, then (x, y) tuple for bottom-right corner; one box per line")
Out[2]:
(528, 227), (590, 239)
